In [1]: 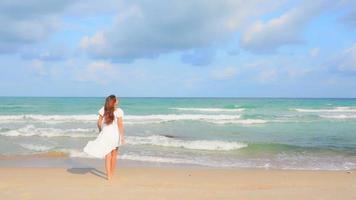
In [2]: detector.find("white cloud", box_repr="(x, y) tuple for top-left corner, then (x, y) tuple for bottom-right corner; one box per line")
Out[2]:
(80, 0), (281, 61)
(29, 59), (47, 77)
(240, 1), (331, 52)
(211, 67), (238, 80)
(21, 45), (69, 61)
(331, 43), (356, 72)
(339, 0), (356, 28)
(256, 69), (278, 83)
(0, 0), (75, 53)
(233, 53), (315, 84)
(80, 32), (106, 50)
(76, 61), (119, 84)
(309, 48), (320, 58)
(65, 0), (121, 16)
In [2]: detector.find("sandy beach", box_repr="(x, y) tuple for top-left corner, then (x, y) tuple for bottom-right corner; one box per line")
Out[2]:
(0, 167), (355, 200)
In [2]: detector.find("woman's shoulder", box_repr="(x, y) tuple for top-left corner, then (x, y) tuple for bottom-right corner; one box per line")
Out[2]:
(98, 106), (105, 116)
(115, 107), (124, 117)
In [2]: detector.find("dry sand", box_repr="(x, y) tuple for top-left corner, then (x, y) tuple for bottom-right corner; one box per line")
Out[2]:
(0, 167), (355, 200)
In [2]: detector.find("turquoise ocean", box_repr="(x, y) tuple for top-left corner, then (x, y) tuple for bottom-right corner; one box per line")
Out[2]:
(0, 97), (355, 170)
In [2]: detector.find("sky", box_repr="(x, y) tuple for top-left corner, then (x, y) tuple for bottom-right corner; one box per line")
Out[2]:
(0, 0), (355, 97)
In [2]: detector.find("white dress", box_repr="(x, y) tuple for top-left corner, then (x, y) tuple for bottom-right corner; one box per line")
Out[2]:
(83, 107), (124, 158)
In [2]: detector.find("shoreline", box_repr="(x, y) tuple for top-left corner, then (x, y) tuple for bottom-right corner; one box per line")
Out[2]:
(1, 155), (356, 171)
(1, 167), (355, 200)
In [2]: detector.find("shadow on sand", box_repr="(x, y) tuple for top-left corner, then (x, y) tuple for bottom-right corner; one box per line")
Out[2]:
(67, 167), (107, 180)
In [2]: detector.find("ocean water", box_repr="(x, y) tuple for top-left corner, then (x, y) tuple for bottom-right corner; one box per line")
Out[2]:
(0, 97), (356, 170)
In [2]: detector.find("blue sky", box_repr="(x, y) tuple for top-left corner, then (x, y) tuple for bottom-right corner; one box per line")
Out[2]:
(0, 0), (355, 97)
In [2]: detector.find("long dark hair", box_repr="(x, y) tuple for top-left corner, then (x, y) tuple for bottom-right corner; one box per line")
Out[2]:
(104, 95), (117, 124)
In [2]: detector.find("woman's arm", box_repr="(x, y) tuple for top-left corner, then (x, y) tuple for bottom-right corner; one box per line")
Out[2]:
(97, 115), (103, 132)
(117, 117), (125, 145)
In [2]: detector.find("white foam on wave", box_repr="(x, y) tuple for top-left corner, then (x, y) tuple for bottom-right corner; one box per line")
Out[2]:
(294, 106), (356, 113)
(0, 114), (242, 121)
(292, 106), (356, 119)
(0, 113), (269, 125)
(125, 114), (241, 123)
(171, 107), (245, 112)
(0, 114), (252, 125)
(0, 127), (247, 151)
(67, 150), (218, 166)
(120, 153), (203, 165)
(16, 148), (356, 170)
(211, 119), (267, 125)
(66, 151), (284, 169)
(0, 125), (96, 138)
(19, 143), (53, 151)
(1, 126), (247, 151)
(67, 150), (356, 170)
(127, 135), (247, 151)
(0, 114), (98, 124)
(67, 149), (207, 165)
(127, 115), (267, 125)
(319, 114), (356, 119)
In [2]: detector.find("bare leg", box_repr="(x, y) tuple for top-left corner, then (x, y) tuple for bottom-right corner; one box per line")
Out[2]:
(110, 148), (118, 176)
(105, 152), (112, 180)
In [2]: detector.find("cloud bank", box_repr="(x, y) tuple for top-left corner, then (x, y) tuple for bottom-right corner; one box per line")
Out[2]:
(0, 0), (74, 53)
(240, 1), (331, 53)
(80, 0), (280, 61)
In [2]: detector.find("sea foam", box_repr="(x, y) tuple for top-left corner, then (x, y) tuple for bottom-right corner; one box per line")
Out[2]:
(67, 150), (207, 166)
(127, 135), (247, 151)
(0, 125), (96, 138)
(294, 106), (356, 113)
(1, 127), (247, 151)
(19, 143), (54, 152)
(120, 153), (203, 165)
(319, 114), (356, 119)
(171, 107), (245, 112)
(293, 107), (356, 120)
(0, 114), (248, 124)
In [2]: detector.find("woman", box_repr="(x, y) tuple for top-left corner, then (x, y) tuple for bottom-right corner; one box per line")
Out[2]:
(83, 95), (125, 180)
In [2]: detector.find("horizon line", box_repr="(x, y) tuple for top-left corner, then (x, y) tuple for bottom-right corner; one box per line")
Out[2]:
(1, 96), (356, 99)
